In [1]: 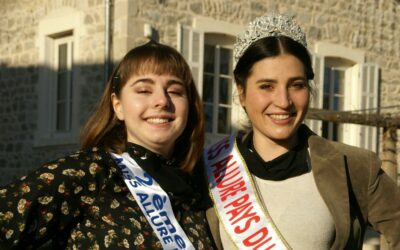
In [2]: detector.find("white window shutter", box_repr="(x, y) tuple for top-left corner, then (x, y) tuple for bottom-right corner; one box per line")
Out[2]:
(177, 24), (204, 94)
(359, 63), (379, 152)
(342, 65), (361, 147)
(305, 52), (324, 135)
(360, 63), (379, 111)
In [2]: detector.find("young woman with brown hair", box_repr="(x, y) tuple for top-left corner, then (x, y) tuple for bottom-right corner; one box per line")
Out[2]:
(0, 41), (216, 249)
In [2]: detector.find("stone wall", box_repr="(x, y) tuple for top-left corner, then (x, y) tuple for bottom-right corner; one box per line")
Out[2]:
(0, 0), (399, 185)
(0, 0), (107, 185)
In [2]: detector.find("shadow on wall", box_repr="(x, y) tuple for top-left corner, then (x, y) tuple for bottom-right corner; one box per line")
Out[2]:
(0, 62), (106, 186)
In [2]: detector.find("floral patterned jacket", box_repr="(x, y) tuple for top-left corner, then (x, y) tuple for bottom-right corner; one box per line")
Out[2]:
(0, 146), (216, 249)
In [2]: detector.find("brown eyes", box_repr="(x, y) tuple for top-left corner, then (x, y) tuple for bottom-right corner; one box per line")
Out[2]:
(290, 82), (308, 89)
(258, 82), (307, 90)
(259, 84), (273, 90)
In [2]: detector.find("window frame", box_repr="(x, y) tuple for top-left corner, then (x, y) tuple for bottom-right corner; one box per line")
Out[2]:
(322, 66), (346, 141)
(178, 18), (242, 145)
(35, 8), (83, 147)
(306, 42), (379, 152)
(53, 35), (74, 133)
(203, 43), (234, 135)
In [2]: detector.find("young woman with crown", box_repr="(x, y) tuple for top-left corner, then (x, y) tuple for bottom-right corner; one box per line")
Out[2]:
(0, 41), (217, 249)
(204, 13), (400, 250)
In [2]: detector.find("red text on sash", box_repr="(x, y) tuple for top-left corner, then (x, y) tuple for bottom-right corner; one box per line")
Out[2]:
(206, 138), (276, 249)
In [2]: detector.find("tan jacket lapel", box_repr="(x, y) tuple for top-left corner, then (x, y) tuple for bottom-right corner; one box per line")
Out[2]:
(308, 135), (350, 249)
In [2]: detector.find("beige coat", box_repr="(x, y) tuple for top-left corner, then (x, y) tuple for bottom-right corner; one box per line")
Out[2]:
(206, 128), (400, 249)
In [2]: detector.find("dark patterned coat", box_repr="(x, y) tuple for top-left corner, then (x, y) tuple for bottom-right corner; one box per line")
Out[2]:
(0, 146), (216, 249)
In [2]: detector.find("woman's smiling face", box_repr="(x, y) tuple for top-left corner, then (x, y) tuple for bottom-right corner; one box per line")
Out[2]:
(238, 54), (310, 149)
(112, 73), (189, 158)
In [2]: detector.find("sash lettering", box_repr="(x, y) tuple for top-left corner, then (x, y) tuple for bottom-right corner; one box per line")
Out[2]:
(112, 152), (195, 250)
(204, 135), (290, 250)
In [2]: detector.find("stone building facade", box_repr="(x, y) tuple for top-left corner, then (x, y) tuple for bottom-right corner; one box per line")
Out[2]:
(1, 0), (399, 183)
(1, 0), (399, 248)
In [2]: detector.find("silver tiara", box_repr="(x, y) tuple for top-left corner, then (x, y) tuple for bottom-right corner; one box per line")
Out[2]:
(234, 13), (307, 62)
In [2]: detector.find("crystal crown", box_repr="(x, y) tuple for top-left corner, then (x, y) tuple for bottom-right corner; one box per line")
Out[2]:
(234, 13), (307, 62)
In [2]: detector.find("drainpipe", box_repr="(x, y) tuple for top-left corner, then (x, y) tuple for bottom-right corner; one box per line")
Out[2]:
(104, 0), (111, 85)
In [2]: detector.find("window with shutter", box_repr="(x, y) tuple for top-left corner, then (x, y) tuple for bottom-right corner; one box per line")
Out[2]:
(307, 49), (379, 151)
(178, 22), (237, 144)
(35, 8), (82, 146)
(178, 25), (204, 92)
(203, 42), (233, 135)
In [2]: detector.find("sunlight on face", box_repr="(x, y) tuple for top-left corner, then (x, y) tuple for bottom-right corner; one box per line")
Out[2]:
(238, 54), (310, 152)
(112, 73), (189, 158)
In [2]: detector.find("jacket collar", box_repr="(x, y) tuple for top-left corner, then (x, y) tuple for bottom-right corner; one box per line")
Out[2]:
(303, 125), (350, 248)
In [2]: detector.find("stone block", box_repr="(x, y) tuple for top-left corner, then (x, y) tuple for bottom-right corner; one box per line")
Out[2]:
(84, 14), (94, 25)
(189, 2), (202, 14)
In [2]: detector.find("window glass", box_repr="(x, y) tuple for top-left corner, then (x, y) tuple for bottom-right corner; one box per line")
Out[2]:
(54, 38), (73, 132)
(322, 66), (344, 141)
(203, 74), (214, 102)
(202, 43), (233, 135)
(204, 45), (215, 73)
(204, 104), (214, 133)
(57, 73), (68, 101)
(57, 102), (67, 131)
(219, 48), (231, 75)
(218, 107), (231, 134)
(218, 77), (231, 105)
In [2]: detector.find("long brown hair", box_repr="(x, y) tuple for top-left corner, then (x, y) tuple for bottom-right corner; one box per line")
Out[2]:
(80, 41), (204, 173)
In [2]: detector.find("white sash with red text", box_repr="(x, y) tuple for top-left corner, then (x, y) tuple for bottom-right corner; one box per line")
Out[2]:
(111, 152), (195, 250)
(204, 135), (290, 250)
